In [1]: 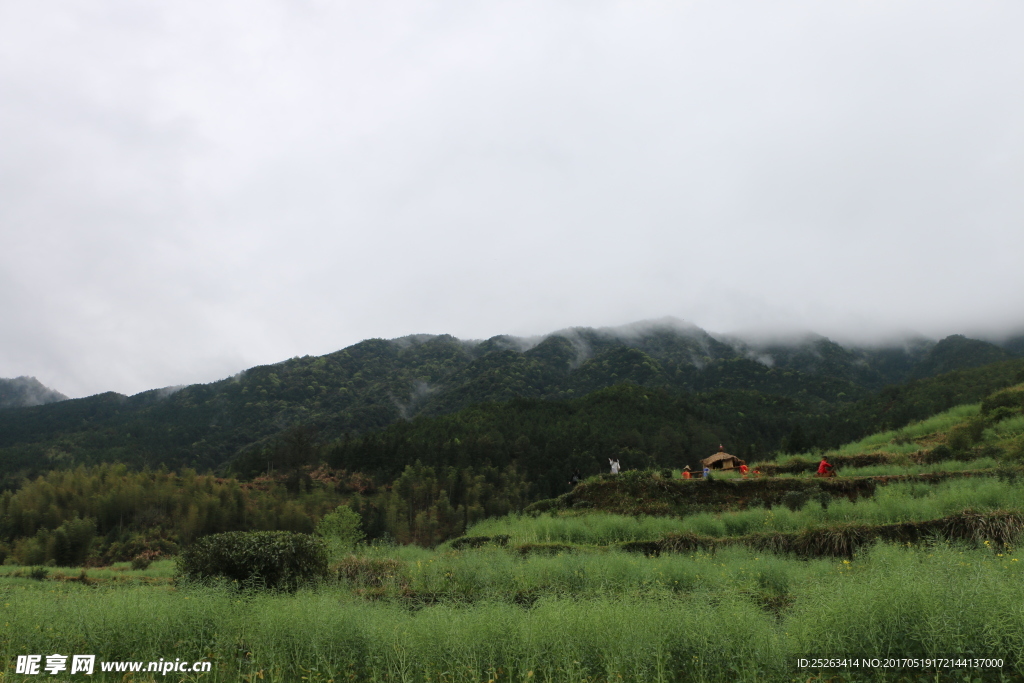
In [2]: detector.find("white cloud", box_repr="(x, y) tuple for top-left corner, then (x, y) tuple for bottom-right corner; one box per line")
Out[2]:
(1, 0), (1022, 397)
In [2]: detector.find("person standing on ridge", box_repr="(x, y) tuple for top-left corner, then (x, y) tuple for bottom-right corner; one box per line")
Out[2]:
(609, 458), (620, 474)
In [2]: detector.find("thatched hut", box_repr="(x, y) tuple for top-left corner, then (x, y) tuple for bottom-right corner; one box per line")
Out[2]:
(701, 445), (746, 470)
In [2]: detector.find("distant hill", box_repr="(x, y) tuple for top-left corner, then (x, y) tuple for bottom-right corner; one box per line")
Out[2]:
(0, 318), (1020, 482)
(0, 377), (67, 410)
(997, 333), (1024, 358)
(910, 334), (1014, 378)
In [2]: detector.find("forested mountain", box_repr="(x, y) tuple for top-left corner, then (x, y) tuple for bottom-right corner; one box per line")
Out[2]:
(241, 358), (1024, 500)
(0, 377), (67, 410)
(0, 319), (1020, 484)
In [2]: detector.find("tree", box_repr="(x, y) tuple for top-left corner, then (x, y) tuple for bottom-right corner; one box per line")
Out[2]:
(316, 505), (365, 557)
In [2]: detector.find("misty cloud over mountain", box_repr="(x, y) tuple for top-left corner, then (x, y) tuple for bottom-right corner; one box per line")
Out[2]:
(0, 377), (68, 410)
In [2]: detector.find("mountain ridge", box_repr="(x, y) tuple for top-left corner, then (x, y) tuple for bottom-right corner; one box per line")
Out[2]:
(0, 319), (1020, 483)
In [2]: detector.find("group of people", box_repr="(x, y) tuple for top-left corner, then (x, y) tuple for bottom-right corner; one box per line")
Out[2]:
(680, 464), (753, 479)
(679, 466), (711, 479)
(566, 455), (836, 488)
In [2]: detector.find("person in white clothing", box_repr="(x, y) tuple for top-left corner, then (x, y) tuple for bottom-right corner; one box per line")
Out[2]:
(609, 458), (620, 474)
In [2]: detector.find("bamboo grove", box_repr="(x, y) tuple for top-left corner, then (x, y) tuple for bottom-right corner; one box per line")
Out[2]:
(0, 462), (531, 566)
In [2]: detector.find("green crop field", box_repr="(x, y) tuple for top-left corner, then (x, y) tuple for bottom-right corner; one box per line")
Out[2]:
(2, 542), (1023, 682)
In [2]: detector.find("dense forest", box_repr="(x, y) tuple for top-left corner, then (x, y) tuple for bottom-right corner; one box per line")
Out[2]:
(0, 461), (531, 565)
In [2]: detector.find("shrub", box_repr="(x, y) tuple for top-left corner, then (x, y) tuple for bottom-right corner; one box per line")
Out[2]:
(891, 429), (913, 445)
(946, 426), (973, 453)
(524, 498), (560, 514)
(1002, 437), (1024, 464)
(316, 506), (365, 557)
(176, 531), (329, 591)
(449, 535), (510, 550)
(967, 417), (985, 442)
(130, 551), (157, 571)
(995, 467), (1019, 483)
(98, 532), (179, 565)
(781, 491), (810, 512)
(985, 406), (1020, 425)
(926, 444), (953, 463)
(13, 536), (46, 566)
(981, 388), (1024, 415)
(617, 469), (654, 484)
(48, 516), (96, 567)
(334, 556), (406, 587)
(28, 566), (48, 581)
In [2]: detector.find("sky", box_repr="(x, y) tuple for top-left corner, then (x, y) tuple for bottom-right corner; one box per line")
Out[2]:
(1, 0), (1023, 399)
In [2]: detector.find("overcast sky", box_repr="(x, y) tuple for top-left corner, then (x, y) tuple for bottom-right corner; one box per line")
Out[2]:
(2, 1), (1023, 398)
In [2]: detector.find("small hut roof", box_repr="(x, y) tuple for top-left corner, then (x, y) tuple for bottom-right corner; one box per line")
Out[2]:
(701, 451), (739, 466)
(700, 445), (746, 467)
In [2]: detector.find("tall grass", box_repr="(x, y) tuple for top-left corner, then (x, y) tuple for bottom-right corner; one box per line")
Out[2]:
(382, 545), (839, 602)
(987, 414), (1024, 440)
(773, 457), (1001, 478)
(771, 403), (981, 462)
(677, 477), (1024, 538)
(3, 542), (1023, 681)
(469, 477), (1024, 544)
(464, 512), (688, 545)
(834, 403), (980, 454)
(0, 559), (176, 585)
(788, 543), (1024, 659)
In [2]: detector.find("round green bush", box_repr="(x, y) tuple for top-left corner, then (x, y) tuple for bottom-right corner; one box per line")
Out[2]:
(176, 531), (329, 591)
(781, 490), (810, 512)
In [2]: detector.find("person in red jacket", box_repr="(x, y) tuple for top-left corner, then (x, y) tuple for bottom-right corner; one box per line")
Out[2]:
(739, 463), (749, 478)
(681, 466), (692, 480)
(817, 457), (834, 477)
